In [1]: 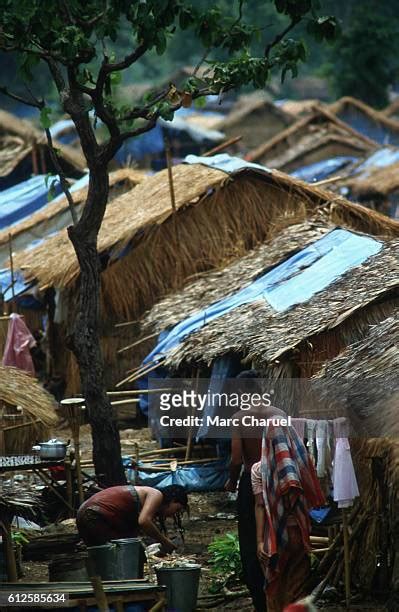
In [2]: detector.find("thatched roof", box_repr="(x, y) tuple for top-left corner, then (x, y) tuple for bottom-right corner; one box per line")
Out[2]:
(278, 99), (319, 117)
(0, 109), (86, 176)
(143, 220), (399, 370)
(11, 160), (399, 295)
(345, 161), (399, 198)
(247, 106), (377, 169)
(213, 98), (293, 131)
(0, 366), (57, 427)
(0, 168), (144, 252)
(329, 96), (399, 135)
(312, 315), (399, 436)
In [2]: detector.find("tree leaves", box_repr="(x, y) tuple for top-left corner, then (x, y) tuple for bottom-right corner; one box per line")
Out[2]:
(39, 106), (52, 130)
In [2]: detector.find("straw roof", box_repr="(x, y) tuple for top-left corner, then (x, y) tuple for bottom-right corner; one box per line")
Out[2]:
(0, 366), (57, 427)
(312, 315), (399, 436)
(345, 161), (399, 198)
(0, 168), (145, 250)
(278, 99), (319, 117)
(144, 221), (399, 370)
(0, 109), (86, 176)
(212, 98), (293, 131)
(12, 161), (399, 294)
(247, 106), (377, 169)
(329, 96), (399, 134)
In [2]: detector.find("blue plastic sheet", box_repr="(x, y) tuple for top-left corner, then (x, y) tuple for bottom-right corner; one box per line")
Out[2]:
(49, 118), (77, 144)
(144, 229), (382, 363)
(0, 268), (31, 301)
(126, 458), (229, 492)
(184, 153), (270, 174)
(114, 124), (165, 163)
(291, 156), (357, 182)
(0, 175), (62, 230)
(355, 147), (399, 177)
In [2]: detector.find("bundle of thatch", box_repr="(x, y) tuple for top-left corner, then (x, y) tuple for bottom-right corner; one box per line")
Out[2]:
(247, 105), (377, 172)
(0, 366), (57, 454)
(344, 161), (399, 201)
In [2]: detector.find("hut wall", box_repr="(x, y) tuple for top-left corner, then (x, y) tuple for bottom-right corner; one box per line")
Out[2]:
(224, 112), (290, 150)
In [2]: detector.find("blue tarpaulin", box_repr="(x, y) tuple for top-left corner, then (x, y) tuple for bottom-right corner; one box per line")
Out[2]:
(0, 269), (32, 301)
(291, 156), (358, 183)
(0, 175), (62, 230)
(49, 118), (76, 144)
(354, 147), (399, 177)
(184, 153), (270, 174)
(125, 458), (229, 492)
(144, 229), (382, 363)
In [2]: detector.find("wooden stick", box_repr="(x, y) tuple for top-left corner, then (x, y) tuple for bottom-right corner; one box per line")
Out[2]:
(114, 320), (139, 328)
(164, 136), (176, 211)
(116, 360), (164, 388)
(90, 576), (110, 612)
(203, 135), (242, 157)
(110, 398), (140, 406)
(0, 518), (17, 582)
(117, 332), (159, 354)
(8, 234), (15, 306)
(314, 175), (343, 186)
(107, 389), (172, 396)
(342, 508), (351, 608)
(185, 369), (200, 461)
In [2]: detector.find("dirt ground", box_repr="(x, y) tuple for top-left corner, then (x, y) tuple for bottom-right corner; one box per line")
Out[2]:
(3, 424), (392, 611)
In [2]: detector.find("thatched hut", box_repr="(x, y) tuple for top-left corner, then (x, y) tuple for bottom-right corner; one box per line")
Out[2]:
(311, 315), (399, 590)
(8, 156), (399, 393)
(340, 160), (399, 219)
(329, 96), (399, 146)
(0, 168), (144, 264)
(208, 98), (294, 151)
(247, 106), (377, 173)
(0, 366), (57, 455)
(278, 99), (319, 117)
(0, 110), (86, 189)
(142, 219), (399, 393)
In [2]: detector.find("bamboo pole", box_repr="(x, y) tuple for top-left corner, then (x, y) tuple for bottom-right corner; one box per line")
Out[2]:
(115, 320), (139, 328)
(117, 332), (159, 354)
(107, 389), (172, 396)
(116, 359), (165, 388)
(110, 398), (140, 406)
(342, 508), (351, 608)
(185, 369), (200, 461)
(8, 234), (15, 308)
(90, 576), (110, 612)
(164, 136), (176, 211)
(203, 135), (242, 157)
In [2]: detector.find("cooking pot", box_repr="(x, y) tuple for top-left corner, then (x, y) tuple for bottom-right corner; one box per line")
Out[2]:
(32, 439), (70, 460)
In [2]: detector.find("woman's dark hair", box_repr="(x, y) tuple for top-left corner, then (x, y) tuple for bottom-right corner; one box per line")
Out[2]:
(157, 485), (189, 539)
(159, 485), (188, 508)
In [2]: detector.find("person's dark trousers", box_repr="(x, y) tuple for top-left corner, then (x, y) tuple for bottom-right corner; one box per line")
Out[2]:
(237, 471), (267, 612)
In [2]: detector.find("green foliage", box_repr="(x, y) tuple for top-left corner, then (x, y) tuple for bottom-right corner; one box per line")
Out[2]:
(11, 531), (29, 546)
(207, 532), (242, 592)
(326, 2), (399, 108)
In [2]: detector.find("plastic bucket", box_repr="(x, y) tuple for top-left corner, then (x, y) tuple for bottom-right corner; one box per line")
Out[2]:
(111, 538), (144, 579)
(86, 543), (118, 580)
(155, 565), (201, 612)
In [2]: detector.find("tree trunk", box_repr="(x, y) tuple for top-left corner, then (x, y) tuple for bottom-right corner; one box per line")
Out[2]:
(67, 167), (126, 487)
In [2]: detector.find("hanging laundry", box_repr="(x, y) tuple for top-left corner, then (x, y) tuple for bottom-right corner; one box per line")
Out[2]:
(315, 420), (331, 479)
(2, 313), (36, 375)
(332, 417), (359, 508)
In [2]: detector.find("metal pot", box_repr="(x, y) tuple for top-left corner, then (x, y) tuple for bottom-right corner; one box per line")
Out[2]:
(32, 439), (70, 460)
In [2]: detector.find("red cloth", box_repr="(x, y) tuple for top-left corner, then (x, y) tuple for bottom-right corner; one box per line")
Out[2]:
(2, 314), (36, 375)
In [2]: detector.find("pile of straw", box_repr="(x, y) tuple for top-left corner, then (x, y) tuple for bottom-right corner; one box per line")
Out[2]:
(0, 366), (58, 454)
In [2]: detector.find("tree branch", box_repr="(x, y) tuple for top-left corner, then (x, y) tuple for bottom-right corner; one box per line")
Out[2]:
(264, 18), (299, 57)
(0, 86), (42, 108)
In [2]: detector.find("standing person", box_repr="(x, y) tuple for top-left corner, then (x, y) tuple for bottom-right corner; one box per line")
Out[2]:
(76, 484), (188, 552)
(225, 371), (288, 612)
(252, 423), (324, 612)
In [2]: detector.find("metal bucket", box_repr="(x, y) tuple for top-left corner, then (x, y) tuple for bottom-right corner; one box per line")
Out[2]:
(86, 543), (118, 580)
(111, 538), (144, 579)
(155, 565), (201, 612)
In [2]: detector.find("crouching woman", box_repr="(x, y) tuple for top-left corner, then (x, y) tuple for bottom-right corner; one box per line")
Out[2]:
(76, 484), (188, 553)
